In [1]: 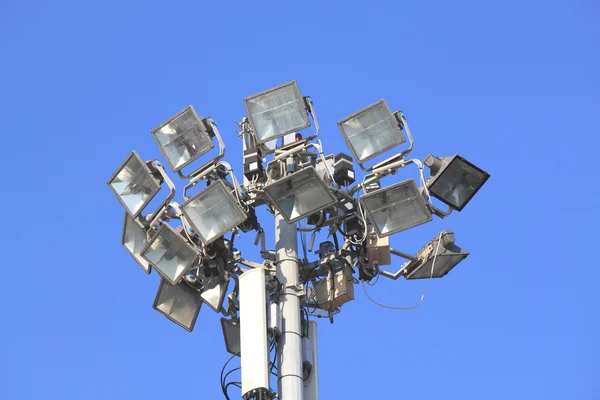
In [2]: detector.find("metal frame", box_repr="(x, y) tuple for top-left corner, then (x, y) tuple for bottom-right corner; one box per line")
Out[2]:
(244, 80), (311, 145)
(337, 99), (405, 165)
(107, 151), (161, 218)
(263, 166), (337, 224)
(360, 178), (432, 238)
(180, 179), (247, 245)
(121, 212), (152, 274)
(153, 278), (203, 332)
(140, 223), (199, 286)
(151, 105), (215, 173)
(426, 154), (491, 212)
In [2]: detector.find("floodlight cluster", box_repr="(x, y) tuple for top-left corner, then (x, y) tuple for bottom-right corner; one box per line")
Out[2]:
(107, 80), (490, 366)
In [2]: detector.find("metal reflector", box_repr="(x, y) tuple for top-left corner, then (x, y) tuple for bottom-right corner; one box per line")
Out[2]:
(108, 151), (160, 217)
(181, 180), (247, 245)
(201, 275), (229, 313)
(403, 230), (469, 279)
(141, 224), (198, 285)
(151, 106), (215, 172)
(121, 212), (151, 274)
(153, 279), (203, 332)
(263, 167), (337, 223)
(337, 100), (405, 163)
(360, 179), (432, 237)
(424, 154), (490, 212)
(244, 81), (310, 144)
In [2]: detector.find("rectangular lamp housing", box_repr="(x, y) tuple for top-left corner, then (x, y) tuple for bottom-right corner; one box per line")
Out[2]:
(108, 151), (161, 217)
(337, 100), (405, 163)
(263, 167), (337, 223)
(153, 279), (203, 332)
(360, 179), (432, 237)
(180, 180), (247, 245)
(151, 106), (214, 172)
(425, 154), (490, 212)
(141, 224), (198, 285)
(244, 81), (310, 144)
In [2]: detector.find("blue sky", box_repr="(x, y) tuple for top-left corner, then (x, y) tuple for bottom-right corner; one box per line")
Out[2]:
(1, 1), (599, 399)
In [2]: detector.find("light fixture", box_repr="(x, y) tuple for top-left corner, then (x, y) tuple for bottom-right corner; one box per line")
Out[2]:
(151, 105), (215, 172)
(153, 279), (203, 332)
(221, 318), (241, 356)
(141, 224), (198, 285)
(424, 154), (490, 212)
(360, 179), (432, 237)
(263, 167), (337, 223)
(201, 275), (229, 313)
(402, 230), (469, 279)
(337, 100), (405, 164)
(180, 180), (247, 245)
(244, 81), (310, 144)
(121, 212), (151, 274)
(107, 151), (161, 217)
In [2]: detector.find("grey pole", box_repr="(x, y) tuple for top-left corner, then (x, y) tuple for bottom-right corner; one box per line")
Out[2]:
(275, 134), (304, 400)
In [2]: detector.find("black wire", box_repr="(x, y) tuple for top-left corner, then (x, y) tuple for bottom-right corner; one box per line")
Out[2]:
(220, 352), (240, 399)
(229, 231), (235, 250)
(332, 232), (339, 252)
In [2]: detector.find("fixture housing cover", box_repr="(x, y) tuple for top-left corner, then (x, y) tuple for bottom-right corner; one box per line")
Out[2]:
(264, 167), (337, 223)
(337, 100), (405, 163)
(108, 151), (161, 217)
(360, 179), (432, 237)
(244, 81), (310, 144)
(151, 105), (215, 172)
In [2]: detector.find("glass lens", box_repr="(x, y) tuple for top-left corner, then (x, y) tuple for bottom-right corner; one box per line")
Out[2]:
(153, 108), (214, 171)
(110, 154), (159, 216)
(142, 226), (197, 284)
(362, 180), (431, 236)
(266, 169), (335, 222)
(154, 281), (203, 331)
(182, 183), (247, 244)
(122, 213), (150, 273)
(340, 102), (404, 162)
(246, 83), (308, 142)
(430, 157), (489, 210)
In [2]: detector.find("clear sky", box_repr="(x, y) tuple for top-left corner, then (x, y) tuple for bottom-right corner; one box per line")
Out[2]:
(1, 1), (599, 399)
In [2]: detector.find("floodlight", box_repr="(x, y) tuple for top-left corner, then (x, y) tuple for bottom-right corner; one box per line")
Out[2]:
(151, 106), (215, 172)
(360, 179), (432, 237)
(263, 167), (337, 223)
(141, 224), (198, 285)
(201, 275), (229, 313)
(153, 279), (203, 332)
(221, 318), (241, 356)
(107, 151), (160, 217)
(403, 230), (469, 279)
(337, 100), (405, 164)
(424, 154), (490, 212)
(244, 81), (310, 144)
(121, 212), (151, 274)
(181, 180), (247, 245)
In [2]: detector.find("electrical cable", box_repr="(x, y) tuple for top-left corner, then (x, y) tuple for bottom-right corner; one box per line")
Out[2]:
(362, 232), (443, 310)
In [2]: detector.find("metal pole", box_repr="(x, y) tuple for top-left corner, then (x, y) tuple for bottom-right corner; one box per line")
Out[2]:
(275, 213), (303, 400)
(276, 133), (304, 400)
(303, 321), (320, 400)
